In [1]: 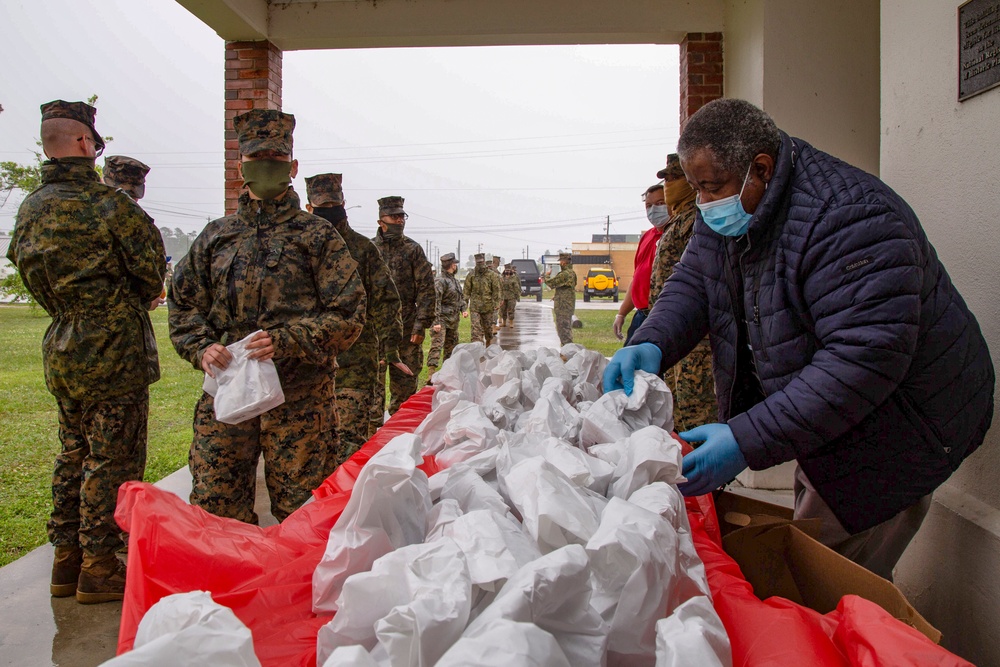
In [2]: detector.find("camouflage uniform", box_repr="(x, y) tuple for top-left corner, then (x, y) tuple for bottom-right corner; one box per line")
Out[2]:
(103, 155), (150, 202)
(169, 110), (365, 523)
(373, 196), (435, 416)
(7, 101), (165, 564)
(427, 253), (464, 370)
(545, 254), (577, 345)
(306, 173), (404, 466)
(649, 153), (716, 431)
(499, 264), (520, 326)
(464, 254), (502, 347)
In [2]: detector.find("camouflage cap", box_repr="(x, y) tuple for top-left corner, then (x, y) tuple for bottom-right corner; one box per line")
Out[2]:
(103, 156), (150, 198)
(559, 252), (573, 261)
(440, 252), (457, 265)
(40, 100), (105, 154)
(656, 153), (684, 180)
(474, 253), (486, 261)
(305, 173), (344, 207)
(234, 109), (295, 157)
(378, 196), (405, 216)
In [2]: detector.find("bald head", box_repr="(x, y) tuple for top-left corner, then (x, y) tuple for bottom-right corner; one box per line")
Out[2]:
(41, 118), (97, 159)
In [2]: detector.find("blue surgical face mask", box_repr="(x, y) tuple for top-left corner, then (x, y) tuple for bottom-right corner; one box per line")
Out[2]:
(696, 163), (754, 237)
(646, 204), (671, 229)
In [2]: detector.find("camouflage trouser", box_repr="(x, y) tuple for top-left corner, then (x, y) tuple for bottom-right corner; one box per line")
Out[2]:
(470, 311), (495, 347)
(189, 378), (339, 524)
(499, 299), (517, 324)
(553, 303), (574, 346)
(426, 325), (459, 368)
(335, 387), (374, 466)
(666, 339), (717, 432)
(385, 336), (424, 415)
(50, 388), (148, 557)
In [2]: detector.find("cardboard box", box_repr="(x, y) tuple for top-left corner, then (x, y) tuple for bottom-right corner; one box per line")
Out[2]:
(715, 491), (942, 644)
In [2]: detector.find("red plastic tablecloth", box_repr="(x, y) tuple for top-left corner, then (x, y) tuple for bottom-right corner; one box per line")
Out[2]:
(115, 386), (970, 666)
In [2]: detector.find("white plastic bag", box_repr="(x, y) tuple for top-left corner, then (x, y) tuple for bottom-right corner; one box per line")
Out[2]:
(580, 371), (673, 446)
(316, 539), (472, 667)
(607, 426), (685, 499)
(462, 544), (608, 665)
(587, 498), (682, 666)
(99, 591), (260, 667)
(655, 596), (732, 667)
(436, 619), (571, 667)
(202, 330), (284, 425)
(312, 434), (431, 613)
(320, 646), (381, 667)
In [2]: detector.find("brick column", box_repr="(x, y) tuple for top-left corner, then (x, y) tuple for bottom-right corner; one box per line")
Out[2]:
(679, 32), (724, 128)
(224, 40), (282, 214)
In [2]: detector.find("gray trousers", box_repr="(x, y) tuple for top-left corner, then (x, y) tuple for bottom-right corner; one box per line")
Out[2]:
(793, 465), (931, 581)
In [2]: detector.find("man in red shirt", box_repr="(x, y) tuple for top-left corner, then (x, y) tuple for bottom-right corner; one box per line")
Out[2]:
(613, 183), (669, 344)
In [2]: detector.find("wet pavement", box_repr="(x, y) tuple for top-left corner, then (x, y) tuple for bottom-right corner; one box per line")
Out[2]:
(0, 301), (563, 666)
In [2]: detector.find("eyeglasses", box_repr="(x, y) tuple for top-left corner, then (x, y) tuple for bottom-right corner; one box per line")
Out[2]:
(384, 213), (408, 221)
(77, 134), (103, 157)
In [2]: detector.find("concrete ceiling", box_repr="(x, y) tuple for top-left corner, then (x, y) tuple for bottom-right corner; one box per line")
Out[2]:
(176, 0), (725, 50)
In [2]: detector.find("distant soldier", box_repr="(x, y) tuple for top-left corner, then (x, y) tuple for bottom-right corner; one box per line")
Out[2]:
(427, 252), (466, 377)
(490, 255), (503, 331)
(544, 252), (577, 346)
(648, 153), (716, 431)
(7, 100), (166, 603)
(103, 155), (150, 202)
(499, 262), (520, 327)
(464, 252), (502, 347)
(372, 196), (435, 415)
(169, 109), (365, 524)
(305, 173), (407, 463)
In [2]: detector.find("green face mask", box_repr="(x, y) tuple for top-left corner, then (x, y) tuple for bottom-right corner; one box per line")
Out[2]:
(241, 159), (293, 200)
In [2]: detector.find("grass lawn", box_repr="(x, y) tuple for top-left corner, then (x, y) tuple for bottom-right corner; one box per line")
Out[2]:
(0, 299), (618, 568)
(0, 305), (201, 567)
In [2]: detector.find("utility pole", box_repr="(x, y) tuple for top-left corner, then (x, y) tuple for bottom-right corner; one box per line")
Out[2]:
(606, 215), (612, 265)
(457, 239), (461, 264)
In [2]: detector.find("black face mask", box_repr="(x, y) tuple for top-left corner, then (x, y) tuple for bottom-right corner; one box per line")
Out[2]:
(311, 205), (347, 224)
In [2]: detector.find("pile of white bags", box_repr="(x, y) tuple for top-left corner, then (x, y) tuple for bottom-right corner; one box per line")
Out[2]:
(315, 343), (731, 667)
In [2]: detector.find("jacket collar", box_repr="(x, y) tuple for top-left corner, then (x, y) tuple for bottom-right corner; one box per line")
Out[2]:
(236, 186), (303, 228)
(745, 130), (798, 239)
(40, 157), (100, 185)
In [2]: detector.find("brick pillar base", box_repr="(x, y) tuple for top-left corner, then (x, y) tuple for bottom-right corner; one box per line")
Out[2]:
(224, 40), (283, 214)
(679, 32), (724, 128)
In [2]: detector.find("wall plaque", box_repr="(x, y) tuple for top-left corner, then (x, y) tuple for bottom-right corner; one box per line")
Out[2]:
(960, 0), (1000, 100)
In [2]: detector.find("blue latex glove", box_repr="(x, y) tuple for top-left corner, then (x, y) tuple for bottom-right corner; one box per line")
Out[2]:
(677, 423), (748, 497)
(602, 342), (662, 395)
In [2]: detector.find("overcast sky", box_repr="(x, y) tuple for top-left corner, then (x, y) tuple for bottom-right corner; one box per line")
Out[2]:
(0, 0), (680, 264)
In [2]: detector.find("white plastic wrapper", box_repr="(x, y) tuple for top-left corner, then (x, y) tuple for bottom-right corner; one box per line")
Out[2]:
(655, 596), (732, 667)
(496, 433), (614, 497)
(515, 387), (581, 443)
(587, 498), (684, 666)
(480, 377), (523, 430)
(427, 449), (498, 501)
(320, 646), (380, 667)
(579, 371), (673, 447)
(436, 619), (571, 667)
(463, 545), (608, 665)
(607, 426), (685, 499)
(503, 457), (602, 552)
(484, 351), (526, 387)
(316, 539), (471, 667)
(435, 400), (501, 467)
(437, 464), (511, 518)
(565, 348), (608, 387)
(628, 484), (712, 609)
(428, 509), (542, 592)
(559, 342), (586, 359)
(312, 434), (431, 613)
(415, 391), (462, 456)
(432, 345), (484, 401)
(202, 330), (285, 425)
(100, 591), (259, 667)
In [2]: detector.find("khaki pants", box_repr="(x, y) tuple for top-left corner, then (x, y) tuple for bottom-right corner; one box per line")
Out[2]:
(793, 465), (931, 581)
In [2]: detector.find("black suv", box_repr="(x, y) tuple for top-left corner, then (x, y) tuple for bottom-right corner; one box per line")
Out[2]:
(511, 259), (543, 302)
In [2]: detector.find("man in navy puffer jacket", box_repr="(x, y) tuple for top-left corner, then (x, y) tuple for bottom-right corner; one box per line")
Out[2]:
(604, 99), (994, 579)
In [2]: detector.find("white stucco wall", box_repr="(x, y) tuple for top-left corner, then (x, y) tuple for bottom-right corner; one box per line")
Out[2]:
(881, 2), (1000, 664)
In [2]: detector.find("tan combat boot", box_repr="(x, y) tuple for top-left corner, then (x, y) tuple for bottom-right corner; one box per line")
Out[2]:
(76, 553), (126, 604)
(50, 544), (83, 597)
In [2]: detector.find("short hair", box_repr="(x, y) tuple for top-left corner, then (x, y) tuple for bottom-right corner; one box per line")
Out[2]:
(40, 118), (91, 156)
(677, 98), (781, 175)
(644, 183), (664, 197)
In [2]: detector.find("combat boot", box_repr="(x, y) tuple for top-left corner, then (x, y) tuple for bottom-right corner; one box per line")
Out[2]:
(50, 544), (83, 597)
(76, 553), (126, 604)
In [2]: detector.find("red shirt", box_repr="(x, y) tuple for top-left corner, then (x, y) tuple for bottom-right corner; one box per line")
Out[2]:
(630, 226), (662, 310)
